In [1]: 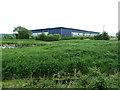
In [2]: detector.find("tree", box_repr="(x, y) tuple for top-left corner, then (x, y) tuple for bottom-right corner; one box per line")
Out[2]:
(13, 26), (32, 39)
(94, 31), (110, 40)
(36, 33), (61, 41)
(36, 32), (46, 41)
(94, 34), (103, 40)
(116, 31), (120, 40)
(101, 31), (110, 40)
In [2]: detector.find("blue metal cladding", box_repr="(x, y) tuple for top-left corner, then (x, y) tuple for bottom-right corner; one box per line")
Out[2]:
(31, 29), (41, 33)
(61, 28), (71, 37)
(41, 30), (48, 32)
(31, 27), (100, 37)
(70, 29), (100, 35)
(48, 28), (61, 35)
(71, 29), (91, 33)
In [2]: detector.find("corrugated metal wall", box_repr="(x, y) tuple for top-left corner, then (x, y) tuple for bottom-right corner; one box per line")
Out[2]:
(61, 28), (71, 37)
(48, 28), (61, 35)
(31, 27), (100, 37)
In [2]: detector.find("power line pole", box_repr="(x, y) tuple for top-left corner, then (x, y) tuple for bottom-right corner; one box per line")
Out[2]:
(103, 25), (105, 32)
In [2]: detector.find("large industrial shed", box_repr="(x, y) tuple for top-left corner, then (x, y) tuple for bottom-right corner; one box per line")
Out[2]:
(31, 27), (100, 37)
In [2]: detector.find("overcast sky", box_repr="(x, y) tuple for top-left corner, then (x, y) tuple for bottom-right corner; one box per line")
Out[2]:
(0, 0), (119, 36)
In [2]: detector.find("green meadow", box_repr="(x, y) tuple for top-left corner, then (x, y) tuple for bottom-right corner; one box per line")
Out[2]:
(1, 39), (119, 88)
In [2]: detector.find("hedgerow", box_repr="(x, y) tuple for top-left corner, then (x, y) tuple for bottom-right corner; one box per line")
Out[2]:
(35, 33), (61, 41)
(3, 35), (15, 39)
(61, 36), (86, 40)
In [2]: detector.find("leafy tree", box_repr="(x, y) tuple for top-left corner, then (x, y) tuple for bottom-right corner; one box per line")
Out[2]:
(13, 26), (32, 39)
(94, 31), (110, 40)
(101, 31), (110, 40)
(116, 31), (120, 40)
(94, 34), (103, 40)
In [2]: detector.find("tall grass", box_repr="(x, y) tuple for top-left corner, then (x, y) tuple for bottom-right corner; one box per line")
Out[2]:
(1, 39), (53, 47)
(2, 40), (118, 80)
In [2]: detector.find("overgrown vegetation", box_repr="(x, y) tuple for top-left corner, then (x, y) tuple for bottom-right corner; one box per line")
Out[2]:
(35, 31), (110, 41)
(13, 26), (32, 39)
(61, 36), (86, 40)
(3, 35), (15, 39)
(94, 31), (110, 40)
(1, 28), (119, 88)
(35, 33), (61, 41)
(1, 39), (53, 48)
(2, 70), (119, 88)
(60, 31), (110, 40)
(3, 29), (116, 41)
(2, 39), (119, 88)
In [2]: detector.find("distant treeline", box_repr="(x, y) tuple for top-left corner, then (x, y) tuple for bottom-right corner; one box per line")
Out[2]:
(2, 26), (120, 40)
(3, 31), (116, 41)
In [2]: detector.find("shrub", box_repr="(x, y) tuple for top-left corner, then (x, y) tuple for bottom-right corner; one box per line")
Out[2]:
(30, 36), (35, 39)
(35, 35), (38, 40)
(102, 31), (110, 40)
(80, 36), (85, 40)
(45, 34), (61, 41)
(72, 36), (79, 39)
(73, 36), (87, 40)
(94, 34), (103, 40)
(85, 36), (89, 39)
(3, 35), (15, 39)
(94, 31), (110, 40)
(2, 40), (118, 81)
(37, 33), (46, 41)
(61, 36), (86, 40)
(53, 34), (61, 41)
(61, 36), (73, 40)
(88, 67), (101, 76)
(46, 35), (54, 41)
(89, 36), (94, 40)
(36, 33), (61, 41)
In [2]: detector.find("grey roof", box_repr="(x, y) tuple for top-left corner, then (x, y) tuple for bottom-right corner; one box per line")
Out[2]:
(31, 27), (100, 33)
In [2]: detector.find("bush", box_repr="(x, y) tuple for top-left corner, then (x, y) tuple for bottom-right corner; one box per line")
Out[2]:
(61, 36), (86, 40)
(80, 36), (85, 40)
(61, 36), (73, 40)
(94, 34), (103, 40)
(89, 36), (95, 40)
(35, 35), (38, 40)
(3, 35), (15, 39)
(88, 67), (101, 76)
(36, 33), (61, 41)
(46, 34), (61, 41)
(94, 31), (110, 40)
(46, 35), (54, 41)
(30, 36), (35, 39)
(53, 34), (61, 41)
(36, 33), (46, 41)
(102, 31), (110, 40)
(72, 36), (79, 39)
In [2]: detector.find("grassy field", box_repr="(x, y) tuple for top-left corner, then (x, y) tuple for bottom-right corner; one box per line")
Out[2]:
(1, 39), (53, 48)
(1, 39), (119, 88)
